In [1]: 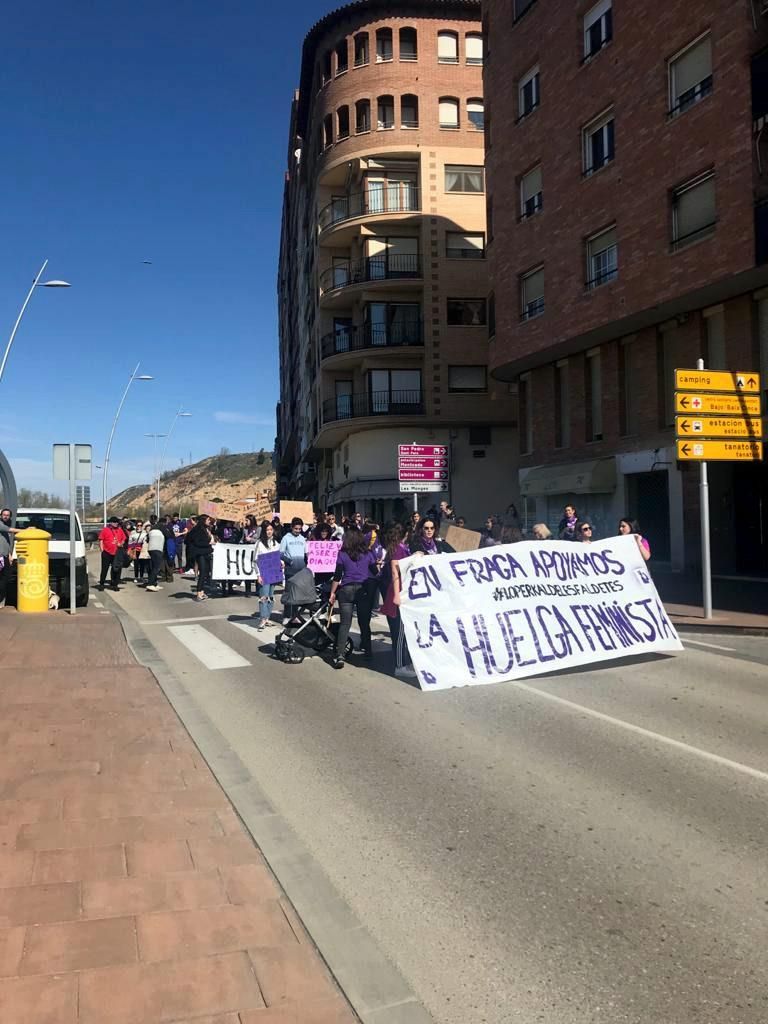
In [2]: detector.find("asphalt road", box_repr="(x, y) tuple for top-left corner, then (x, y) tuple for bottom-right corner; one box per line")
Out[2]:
(94, 566), (768, 1024)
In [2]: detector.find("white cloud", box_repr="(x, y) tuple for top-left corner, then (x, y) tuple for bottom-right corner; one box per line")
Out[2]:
(214, 411), (275, 427)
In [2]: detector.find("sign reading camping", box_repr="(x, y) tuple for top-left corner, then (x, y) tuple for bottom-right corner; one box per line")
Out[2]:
(398, 536), (682, 691)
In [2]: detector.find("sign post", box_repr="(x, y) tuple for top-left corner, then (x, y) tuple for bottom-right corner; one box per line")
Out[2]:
(398, 443), (450, 513)
(53, 444), (92, 615)
(674, 363), (763, 620)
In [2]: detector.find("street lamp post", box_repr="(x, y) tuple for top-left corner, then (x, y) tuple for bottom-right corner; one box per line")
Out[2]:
(103, 364), (154, 525)
(144, 433), (168, 519)
(157, 408), (192, 517)
(0, 260), (71, 385)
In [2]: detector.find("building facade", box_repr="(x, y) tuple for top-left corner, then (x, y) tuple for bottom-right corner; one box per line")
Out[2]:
(277, 0), (517, 526)
(485, 0), (768, 574)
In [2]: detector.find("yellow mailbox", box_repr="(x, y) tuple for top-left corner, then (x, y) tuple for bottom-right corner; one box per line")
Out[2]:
(14, 527), (51, 614)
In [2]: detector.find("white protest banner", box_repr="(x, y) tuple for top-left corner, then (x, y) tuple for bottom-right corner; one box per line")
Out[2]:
(212, 543), (259, 581)
(307, 540), (341, 573)
(398, 536), (682, 691)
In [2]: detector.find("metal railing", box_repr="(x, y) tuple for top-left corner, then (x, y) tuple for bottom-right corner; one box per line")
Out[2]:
(320, 321), (423, 359)
(319, 186), (420, 231)
(323, 389), (424, 423)
(319, 254), (422, 294)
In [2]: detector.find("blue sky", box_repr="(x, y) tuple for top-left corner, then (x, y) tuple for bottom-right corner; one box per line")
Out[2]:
(1, 1), (328, 500)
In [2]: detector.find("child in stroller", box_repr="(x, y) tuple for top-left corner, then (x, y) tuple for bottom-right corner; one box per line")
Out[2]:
(273, 568), (353, 665)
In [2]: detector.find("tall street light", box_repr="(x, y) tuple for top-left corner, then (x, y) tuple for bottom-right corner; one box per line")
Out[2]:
(157, 408), (192, 517)
(0, 259), (71, 384)
(103, 364), (154, 525)
(143, 433), (167, 519)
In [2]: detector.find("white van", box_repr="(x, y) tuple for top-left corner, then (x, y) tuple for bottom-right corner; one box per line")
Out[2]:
(12, 508), (89, 607)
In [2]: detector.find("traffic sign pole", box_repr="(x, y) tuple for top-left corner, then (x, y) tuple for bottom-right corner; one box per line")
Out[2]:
(697, 359), (713, 620)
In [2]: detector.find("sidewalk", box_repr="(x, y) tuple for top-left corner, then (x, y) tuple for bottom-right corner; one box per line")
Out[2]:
(654, 569), (768, 634)
(0, 607), (357, 1024)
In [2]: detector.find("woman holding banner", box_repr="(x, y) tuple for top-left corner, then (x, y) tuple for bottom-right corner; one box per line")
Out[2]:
(380, 522), (415, 678)
(254, 520), (280, 629)
(618, 517), (651, 561)
(186, 516), (215, 602)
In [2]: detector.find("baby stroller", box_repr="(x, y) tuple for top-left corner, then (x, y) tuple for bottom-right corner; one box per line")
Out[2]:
(273, 568), (353, 665)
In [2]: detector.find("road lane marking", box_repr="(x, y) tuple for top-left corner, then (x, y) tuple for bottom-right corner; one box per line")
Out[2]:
(141, 614), (231, 626)
(231, 621), (272, 647)
(680, 637), (737, 652)
(167, 624), (250, 670)
(509, 680), (768, 784)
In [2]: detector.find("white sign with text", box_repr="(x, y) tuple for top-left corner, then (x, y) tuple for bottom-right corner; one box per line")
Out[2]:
(398, 536), (682, 691)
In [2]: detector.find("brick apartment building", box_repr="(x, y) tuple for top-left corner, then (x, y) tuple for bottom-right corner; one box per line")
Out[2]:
(484, 0), (768, 575)
(276, 0), (517, 526)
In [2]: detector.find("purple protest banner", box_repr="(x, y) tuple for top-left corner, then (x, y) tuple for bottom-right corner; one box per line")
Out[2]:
(307, 540), (341, 574)
(257, 550), (284, 585)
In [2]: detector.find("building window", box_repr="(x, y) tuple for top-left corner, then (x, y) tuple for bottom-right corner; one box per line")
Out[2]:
(585, 348), (603, 441)
(376, 28), (393, 62)
(335, 40), (349, 75)
(439, 96), (460, 129)
(583, 109), (615, 175)
(518, 65), (540, 119)
(401, 94), (419, 128)
(368, 368), (422, 412)
(364, 302), (421, 346)
(323, 114), (333, 149)
(446, 232), (485, 259)
(321, 51), (332, 84)
(337, 106), (350, 140)
(354, 33), (369, 67)
(669, 34), (712, 116)
(554, 359), (570, 448)
(355, 99), (371, 134)
(586, 224), (618, 288)
(584, 0), (612, 60)
(438, 30), (459, 63)
(704, 306), (726, 369)
(400, 27), (417, 61)
(469, 425), (492, 446)
(672, 171), (715, 249)
(520, 267), (544, 321)
(619, 338), (637, 435)
(519, 373), (532, 453)
(445, 165), (485, 193)
(488, 292), (496, 339)
(514, 0), (537, 21)
(466, 33), (483, 65)
(467, 98), (484, 130)
(520, 165), (542, 219)
(447, 298), (487, 325)
(377, 95), (395, 130)
(448, 366), (487, 393)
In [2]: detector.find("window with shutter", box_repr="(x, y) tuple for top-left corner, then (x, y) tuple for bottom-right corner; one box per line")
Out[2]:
(518, 66), (540, 119)
(520, 268), (544, 321)
(438, 31), (459, 63)
(448, 366), (487, 392)
(669, 35), (712, 115)
(583, 0), (612, 60)
(583, 111), (614, 175)
(672, 172), (716, 248)
(467, 98), (484, 130)
(466, 33), (483, 65)
(520, 165), (542, 219)
(446, 232), (485, 259)
(439, 97), (459, 128)
(586, 225), (618, 288)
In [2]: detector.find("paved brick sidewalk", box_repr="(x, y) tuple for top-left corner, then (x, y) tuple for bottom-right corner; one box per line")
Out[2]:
(0, 609), (357, 1024)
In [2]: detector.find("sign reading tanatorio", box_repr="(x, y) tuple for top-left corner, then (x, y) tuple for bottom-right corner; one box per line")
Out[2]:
(398, 536), (682, 691)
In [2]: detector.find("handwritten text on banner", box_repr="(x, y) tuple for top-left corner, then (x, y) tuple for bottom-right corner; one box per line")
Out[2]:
(307, 540), (341, 574)
(398, 536), (682, 691)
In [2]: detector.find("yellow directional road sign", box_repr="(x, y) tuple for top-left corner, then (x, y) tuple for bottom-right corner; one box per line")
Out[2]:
(676, 440), (763, 462)
(675, 415), (763, 439)
(674, 392), (762, 415)
(675, 368), (761, 393)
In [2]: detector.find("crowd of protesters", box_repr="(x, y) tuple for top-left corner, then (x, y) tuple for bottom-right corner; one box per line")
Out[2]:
(94, 499), (650, 678)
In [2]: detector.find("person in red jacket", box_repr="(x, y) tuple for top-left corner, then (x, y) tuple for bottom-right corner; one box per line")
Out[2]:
(98, 516), (127, 592)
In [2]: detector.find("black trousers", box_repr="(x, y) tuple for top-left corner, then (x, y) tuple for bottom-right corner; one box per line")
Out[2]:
(196, 551), (213, 592)
(0, 558), (9, 606)
(99, 551), (121, 587)
(335, 581), (373, 657)
(148, 550), (164, 587)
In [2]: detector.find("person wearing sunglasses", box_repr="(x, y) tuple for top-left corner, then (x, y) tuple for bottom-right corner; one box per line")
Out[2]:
(577, 522), (594, 544)
(409, 517), (455, 556)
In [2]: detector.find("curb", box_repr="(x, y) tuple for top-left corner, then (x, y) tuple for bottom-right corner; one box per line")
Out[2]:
(99, 587), (434, 1024)
(671, 620), (768, 638)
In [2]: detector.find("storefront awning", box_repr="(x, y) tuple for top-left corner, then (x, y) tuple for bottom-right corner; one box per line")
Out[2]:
(326, 478), (406, 503)
(519, 458), (616, 497)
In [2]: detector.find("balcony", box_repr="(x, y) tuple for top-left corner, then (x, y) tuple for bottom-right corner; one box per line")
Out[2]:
(319, 254), (422, 303)
(320, 320), (423, 361)
(322, 389), (424, 423)
(319, 187), (421, 233)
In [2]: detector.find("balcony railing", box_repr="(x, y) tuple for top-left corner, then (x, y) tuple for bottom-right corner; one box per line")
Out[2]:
(320, 321), (423, 359)
(319, 254), (422, 294)
(319, 186), (420, 231)
(323, 389), (424, 423)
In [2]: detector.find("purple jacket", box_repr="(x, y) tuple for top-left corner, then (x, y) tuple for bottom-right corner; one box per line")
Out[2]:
(334, 550), (377, 586)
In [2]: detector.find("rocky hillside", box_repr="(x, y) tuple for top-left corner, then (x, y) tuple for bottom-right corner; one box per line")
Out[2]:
(105, 452), (275, 517)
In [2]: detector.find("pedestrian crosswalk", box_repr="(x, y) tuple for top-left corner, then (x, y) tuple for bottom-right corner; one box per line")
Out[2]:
(167, 624), (251, 670)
